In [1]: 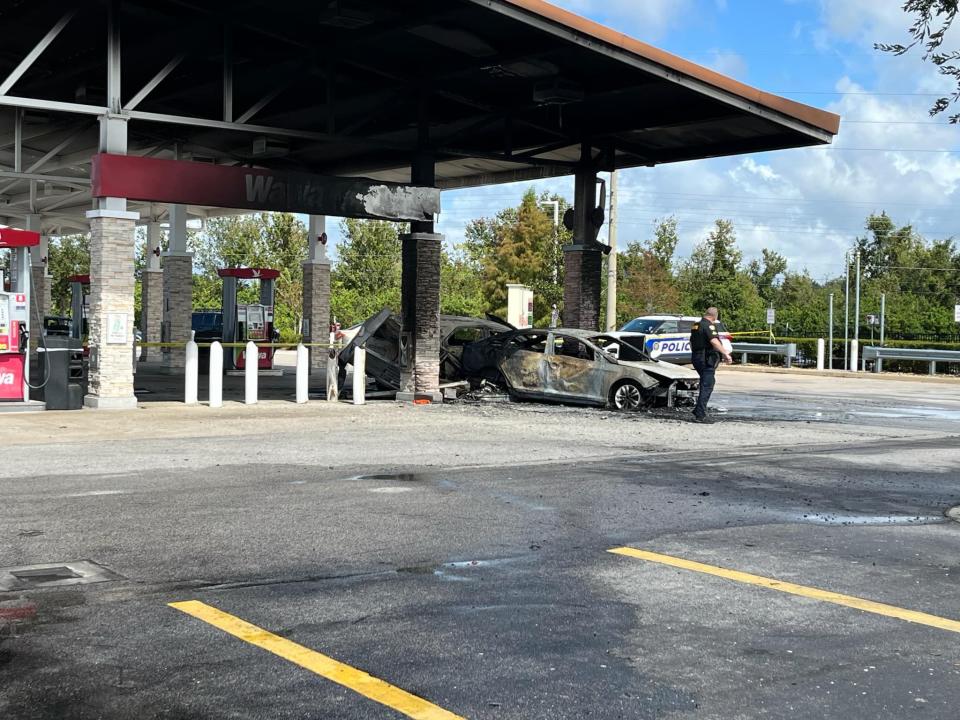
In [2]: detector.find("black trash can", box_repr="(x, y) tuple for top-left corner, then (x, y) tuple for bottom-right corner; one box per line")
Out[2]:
(40, 337), (85, 410)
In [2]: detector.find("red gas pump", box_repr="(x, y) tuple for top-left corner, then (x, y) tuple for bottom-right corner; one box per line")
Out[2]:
(0, 228), (39, 403)
(217, 268), (280, 371)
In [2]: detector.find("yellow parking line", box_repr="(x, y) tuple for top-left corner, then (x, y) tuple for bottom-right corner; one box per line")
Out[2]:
(169, 600), (465, 720)
(609, 547), (960, 634)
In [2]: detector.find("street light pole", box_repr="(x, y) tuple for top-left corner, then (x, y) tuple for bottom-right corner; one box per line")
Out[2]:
(540, 199), (560, 284)
(844, 251), (850, 370)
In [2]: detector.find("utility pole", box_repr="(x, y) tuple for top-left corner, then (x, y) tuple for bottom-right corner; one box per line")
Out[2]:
(605, 170), (619, 331)
(854, 250), (861, 343)
(844, 251), (850, 370)
(540, 199), (560, 284)
(828, 293), (834, 370)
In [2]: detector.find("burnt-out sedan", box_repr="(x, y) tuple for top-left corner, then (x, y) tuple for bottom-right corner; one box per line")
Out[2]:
(462, 328), (699, 410)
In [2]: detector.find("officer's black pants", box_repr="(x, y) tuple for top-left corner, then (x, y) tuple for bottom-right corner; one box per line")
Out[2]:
(692, 353), (717, 418)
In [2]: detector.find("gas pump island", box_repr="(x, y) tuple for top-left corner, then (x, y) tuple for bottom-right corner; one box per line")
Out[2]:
(0, 228), (39, 405)
(218, 268), (280, 373)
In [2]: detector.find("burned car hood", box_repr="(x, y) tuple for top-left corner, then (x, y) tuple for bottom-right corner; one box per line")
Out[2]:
(618, 359), (699, 380)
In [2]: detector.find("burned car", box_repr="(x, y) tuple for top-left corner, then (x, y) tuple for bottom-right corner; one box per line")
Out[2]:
(462, 328), (699, 410)
(337, 310), (512, 390)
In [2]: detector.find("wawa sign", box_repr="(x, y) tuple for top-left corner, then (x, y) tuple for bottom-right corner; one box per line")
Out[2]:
(91, 153), (440, 222)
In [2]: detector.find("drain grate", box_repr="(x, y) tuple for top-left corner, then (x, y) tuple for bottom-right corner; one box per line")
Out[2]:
(0, 560), (123, 592)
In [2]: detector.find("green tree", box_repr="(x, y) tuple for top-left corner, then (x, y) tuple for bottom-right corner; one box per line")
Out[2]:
(677, 219), (764, 330)
(877, 1), (960, 122)
(194, 213), (307, 340)
(616, 217), (683, 323)
(330, 218), (406, 325)
(48, 233), (89, 315)
(467, 188), (571, 324)
(747, 248), (788, 305)
(648, 216), (680, 273)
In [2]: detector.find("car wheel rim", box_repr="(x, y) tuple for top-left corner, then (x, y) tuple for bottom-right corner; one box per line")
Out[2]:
(615, 384), (643, 410)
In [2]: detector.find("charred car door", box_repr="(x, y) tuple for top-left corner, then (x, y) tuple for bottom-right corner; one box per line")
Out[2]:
(498, 331), (549, 399)
(542, 333), (610, 405)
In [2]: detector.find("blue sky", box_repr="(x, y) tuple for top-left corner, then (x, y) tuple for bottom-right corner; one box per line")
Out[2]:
(334, 0), (960, 282)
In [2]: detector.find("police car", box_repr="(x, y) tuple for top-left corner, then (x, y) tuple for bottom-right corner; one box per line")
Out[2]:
(608, 315), (733, 365)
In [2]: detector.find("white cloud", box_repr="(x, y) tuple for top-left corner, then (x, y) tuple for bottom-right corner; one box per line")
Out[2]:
(703, 50), (748, 81)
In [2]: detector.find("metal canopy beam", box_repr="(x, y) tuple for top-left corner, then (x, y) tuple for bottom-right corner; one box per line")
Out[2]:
(124, 54), (186, 111)
(0, 10), (78, 96)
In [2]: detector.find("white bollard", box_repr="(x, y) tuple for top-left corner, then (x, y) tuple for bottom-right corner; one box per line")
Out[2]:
(296, 343), (309, 404)
(209, 342), (223, 408)
(245, 341), (258, 404)
(327, 349), (339, 402)
(816, 338), (825, 371)
(185, 331), (199, 405)
(352, 346), (366, 406)
(849, 339), (859, 372)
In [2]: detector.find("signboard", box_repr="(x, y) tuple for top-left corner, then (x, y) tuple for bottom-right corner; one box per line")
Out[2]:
(91, 153), (441, 222)
(766, 308), (776, 325)
(954, 303), (960, 322)
(106, 313), (128, 344)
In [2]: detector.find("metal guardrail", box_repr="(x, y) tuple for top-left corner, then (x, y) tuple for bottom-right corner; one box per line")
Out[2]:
(732, 342), (799, 369)
(862, 346), (960, 375)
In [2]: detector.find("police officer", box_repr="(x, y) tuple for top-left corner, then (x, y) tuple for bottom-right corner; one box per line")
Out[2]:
(690, 307), (732, 423)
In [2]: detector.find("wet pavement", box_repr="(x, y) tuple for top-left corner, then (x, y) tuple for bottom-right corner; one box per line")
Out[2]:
(2, 370), (960, 718)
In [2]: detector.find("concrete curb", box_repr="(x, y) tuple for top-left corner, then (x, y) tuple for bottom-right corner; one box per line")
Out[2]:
(725, 365), (960, 385)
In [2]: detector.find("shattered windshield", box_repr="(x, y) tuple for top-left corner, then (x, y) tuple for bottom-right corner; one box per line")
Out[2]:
(590, 335), (650, 362)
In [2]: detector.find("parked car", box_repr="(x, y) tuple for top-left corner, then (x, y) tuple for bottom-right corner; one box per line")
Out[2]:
(337, 310), (513, 390)
(191, 311), (224, 343)
(610, 315), (733, 364)
(42, 315), (71, 336)
(462, 328), (699, 410)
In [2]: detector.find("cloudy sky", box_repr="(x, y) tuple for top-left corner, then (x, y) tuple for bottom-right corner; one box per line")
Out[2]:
(345, 0), (960, 281)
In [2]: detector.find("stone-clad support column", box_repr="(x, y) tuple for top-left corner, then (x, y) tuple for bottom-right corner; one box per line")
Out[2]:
(84, 209), (140, 409)
(398, 232), (442, 401)
(162, 204), (192, 370)
(302, 215), (331, 374)
(563, 249), (602, 330)
(140, 220), (163, 361)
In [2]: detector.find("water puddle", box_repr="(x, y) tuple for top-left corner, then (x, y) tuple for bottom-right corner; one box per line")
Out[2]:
(397, 556), (526, 583)
(351, 474), (424, 482)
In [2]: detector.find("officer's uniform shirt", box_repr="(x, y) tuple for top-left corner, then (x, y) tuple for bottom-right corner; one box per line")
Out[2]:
(690, 318), (720, 356)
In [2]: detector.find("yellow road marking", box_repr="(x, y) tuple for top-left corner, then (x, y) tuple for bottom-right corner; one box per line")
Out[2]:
(609, 547), (960, 634)
(169, 600), (465, 720)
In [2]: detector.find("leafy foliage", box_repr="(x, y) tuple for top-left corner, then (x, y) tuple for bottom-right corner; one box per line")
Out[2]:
(465, 189), (571, 324)
(193, 213), (307, 341)
(47, 234), (89, 315)
(877, 1), (960, 122)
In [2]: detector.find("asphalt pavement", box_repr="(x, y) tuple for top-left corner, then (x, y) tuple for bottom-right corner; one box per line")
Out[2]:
(2, 370), (959, 719)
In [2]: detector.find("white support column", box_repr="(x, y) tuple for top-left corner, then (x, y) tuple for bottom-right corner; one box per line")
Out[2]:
(162, 204), (193, 370)
(84, 91), (139, 408)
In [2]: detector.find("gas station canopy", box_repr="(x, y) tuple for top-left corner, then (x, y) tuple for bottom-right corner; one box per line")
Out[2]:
(0, 0), (839, 232)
